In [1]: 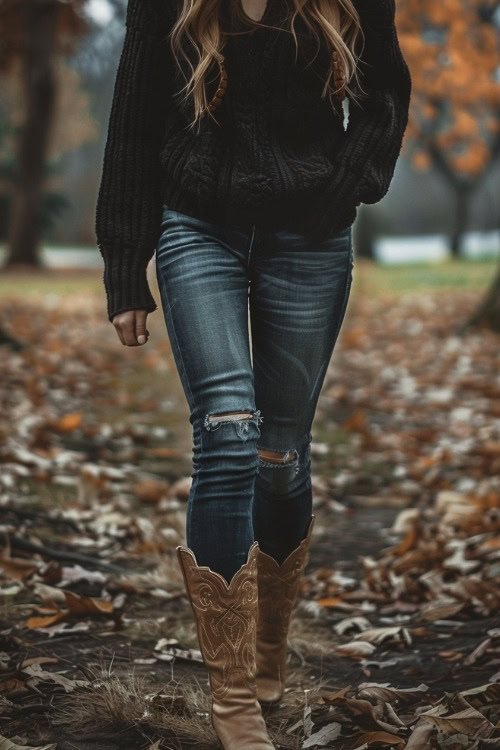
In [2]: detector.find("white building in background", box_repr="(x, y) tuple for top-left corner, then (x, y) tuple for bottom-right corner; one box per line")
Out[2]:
(374, 230), (500, 265)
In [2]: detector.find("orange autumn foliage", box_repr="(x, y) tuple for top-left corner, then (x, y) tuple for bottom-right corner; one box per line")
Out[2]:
(396, 0), (500, 178)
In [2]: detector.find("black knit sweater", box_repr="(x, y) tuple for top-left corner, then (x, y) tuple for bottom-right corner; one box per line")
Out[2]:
(95, 0), (412, 322)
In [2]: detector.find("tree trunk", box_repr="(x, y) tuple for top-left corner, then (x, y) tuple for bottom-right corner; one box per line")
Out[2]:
(450, 184), (471, 258)
(459, 262), (500, 334)
(427, 143), (475, 259)
(352, 206), (375, 260)
(5, 0), (58, 268)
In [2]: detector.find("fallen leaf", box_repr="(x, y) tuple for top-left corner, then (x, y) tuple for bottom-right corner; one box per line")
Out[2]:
(335, 641), (377, 658)
(134, 479), (169, 503)
(354, 626), (412, 646)
(0, 736), (56, 750)
(0, 556), (36, 582)
(23, 664), (88, 693)
(316, 597), (343, 608)
(51, 412), (83, 432)
(302, 722), (341, 747)
(26, 589), (115, 629)
(420, 705), (495, 737)
(356, 730), (405, 746)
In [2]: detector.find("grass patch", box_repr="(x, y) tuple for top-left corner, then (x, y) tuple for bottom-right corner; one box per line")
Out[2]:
(51, 661), (306, 749)
(0, 257), (498, 303)
(51, 665), (218, 748)
(0, 269), (104, 299)
(354, 256), (499, 296)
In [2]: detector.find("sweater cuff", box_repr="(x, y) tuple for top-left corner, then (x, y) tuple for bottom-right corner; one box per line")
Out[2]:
(102, 250), (158, 323)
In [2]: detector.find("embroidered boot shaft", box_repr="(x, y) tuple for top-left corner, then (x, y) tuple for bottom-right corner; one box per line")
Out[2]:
(176, 542), (275, 749)
(256, 516), (315, 704)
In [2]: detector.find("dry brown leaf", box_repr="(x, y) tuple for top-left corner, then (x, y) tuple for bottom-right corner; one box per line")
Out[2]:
(302, 722), (341, 748)
(0, 556), (36, 582)
(356, 731), (405, 746)
(51, 412), (83, 432)
(354, 626), (412, 646)
(405, 720), (436, 749)
(391, 523), (419, 555)
(134, 479), (169, 503)
(341, 409), (367, 432)
(419, 596), (465, 622)
(420, 705), (495, 737)
(23, 664), (88, 693)
(0, 680), (30, 698)
(20, 657), (58, 669)
(316, 597), (343, 608)
(26, 589), (115, 628)
(0, 737), (56, 750)
(357, 683), (429, 704)
(150, 447), (181, 458)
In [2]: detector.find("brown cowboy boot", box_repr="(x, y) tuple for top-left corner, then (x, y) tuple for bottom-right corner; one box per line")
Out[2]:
(255, 516), (315, 704)
(176, 542), (275, 750)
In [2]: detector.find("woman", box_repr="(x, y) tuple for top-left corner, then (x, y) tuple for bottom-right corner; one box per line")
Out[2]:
(95, 0), (411, 746)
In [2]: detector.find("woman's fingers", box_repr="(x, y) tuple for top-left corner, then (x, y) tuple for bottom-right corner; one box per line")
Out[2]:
(135, 309), (149, 345)
(112, 310), (149, 346)
(112, 315), (126, 345)
(121, 314), (139, 346)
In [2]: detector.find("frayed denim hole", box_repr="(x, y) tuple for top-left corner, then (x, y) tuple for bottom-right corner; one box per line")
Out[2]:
(257, 452), (300, 494)
(203, 410), (262, 442)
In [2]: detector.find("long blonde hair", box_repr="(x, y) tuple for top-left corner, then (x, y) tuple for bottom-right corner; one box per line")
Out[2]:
(169, 0), (366, 131)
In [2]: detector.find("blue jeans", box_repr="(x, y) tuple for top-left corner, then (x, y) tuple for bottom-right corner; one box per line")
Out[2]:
(155, 205), (354, 582)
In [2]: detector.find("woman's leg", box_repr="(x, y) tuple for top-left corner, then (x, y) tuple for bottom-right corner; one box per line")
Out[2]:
(250, 225), (354, 564)
(155, 206), (261, 583)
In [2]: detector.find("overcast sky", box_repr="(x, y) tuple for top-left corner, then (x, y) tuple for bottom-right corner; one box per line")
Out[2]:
(84, 0), (115, 27)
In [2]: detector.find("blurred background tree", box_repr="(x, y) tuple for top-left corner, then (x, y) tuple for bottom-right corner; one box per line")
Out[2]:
(0, 0), (498, 328)
(397, 0), (500, 330)
(399, 0), (500, 256)
(0, 0), (96, 268)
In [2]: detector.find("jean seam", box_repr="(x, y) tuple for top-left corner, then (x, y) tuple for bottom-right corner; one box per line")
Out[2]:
(187, 420), (202, 550)
(328, 236), (353, 360)
(306, 232), (353, 412)
(156, 257), (197, 414)
(247, 223), (256, 267)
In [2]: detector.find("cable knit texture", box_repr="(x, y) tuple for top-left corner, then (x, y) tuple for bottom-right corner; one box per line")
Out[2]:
(95, 0), (412, 321)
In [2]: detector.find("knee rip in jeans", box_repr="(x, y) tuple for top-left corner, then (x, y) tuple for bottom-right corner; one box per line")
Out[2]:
(203, 409), (263, 440)
(257, 446), (300, 494)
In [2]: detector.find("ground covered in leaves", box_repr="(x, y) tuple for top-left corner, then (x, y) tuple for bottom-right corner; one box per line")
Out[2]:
(0, 262), (499, 749)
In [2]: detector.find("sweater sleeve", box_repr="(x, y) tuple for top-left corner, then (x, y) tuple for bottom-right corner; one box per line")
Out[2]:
(95, 0), (174, 322)
(311, 0), (412, 239)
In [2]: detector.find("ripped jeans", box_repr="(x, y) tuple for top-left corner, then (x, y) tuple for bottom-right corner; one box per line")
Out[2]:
(155, 204), (354, 582)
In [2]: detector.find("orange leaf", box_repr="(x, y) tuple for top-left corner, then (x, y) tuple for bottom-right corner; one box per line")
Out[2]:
(63, 590), (114, 616)
(391, 523), (419, 556)
(134, 479), (169, 503)
(0, 555), (37, 582)
(341, 410), (366, 432)
(317, 597), (343, 608)
(52, 412), (83, 432)
(27, 613), (66, 628)
(150, 447), (181, 458)
(26, 590), (114, 628)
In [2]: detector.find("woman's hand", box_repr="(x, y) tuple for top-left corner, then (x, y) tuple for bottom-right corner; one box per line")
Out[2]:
(112, 309), (150, 346)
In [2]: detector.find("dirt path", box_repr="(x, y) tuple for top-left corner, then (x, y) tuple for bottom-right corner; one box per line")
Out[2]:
(1, 285), (499, 749)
